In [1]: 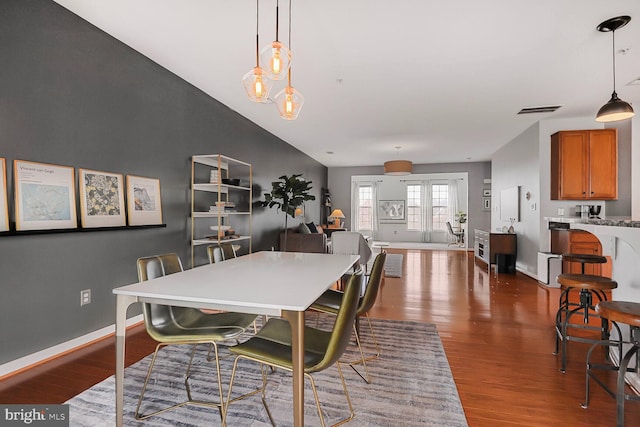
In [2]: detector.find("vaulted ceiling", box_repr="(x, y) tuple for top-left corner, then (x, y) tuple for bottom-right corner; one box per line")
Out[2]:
(53, 0), (640, 167)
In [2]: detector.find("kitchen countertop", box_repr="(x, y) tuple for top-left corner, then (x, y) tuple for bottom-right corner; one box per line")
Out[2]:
(545, 217), (640, 227)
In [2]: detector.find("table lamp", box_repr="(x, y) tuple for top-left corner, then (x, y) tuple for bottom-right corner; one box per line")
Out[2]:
(330, 209), (345, 228)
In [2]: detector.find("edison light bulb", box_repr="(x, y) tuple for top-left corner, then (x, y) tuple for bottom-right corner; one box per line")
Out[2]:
(271, 47), (282, 76)
(254, 74), (264, 98)
(285, 93), (294, 116)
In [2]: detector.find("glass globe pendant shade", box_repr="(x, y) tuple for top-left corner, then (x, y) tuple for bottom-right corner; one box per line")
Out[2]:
(242, 67), (273, 103)
(259, 41), (292, 80)
(595, 91), (635, 122)
(274, 85), (304, 120)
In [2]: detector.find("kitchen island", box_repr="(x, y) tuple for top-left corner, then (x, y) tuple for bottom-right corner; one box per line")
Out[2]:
(569, 218), (640, 392)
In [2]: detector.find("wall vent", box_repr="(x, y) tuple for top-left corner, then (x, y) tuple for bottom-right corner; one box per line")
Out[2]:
(517, 105), (562, 114)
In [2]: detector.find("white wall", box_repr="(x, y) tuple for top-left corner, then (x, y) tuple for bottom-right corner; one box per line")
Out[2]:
(352, 173), (468, 243)
(491, 122), (541, 276)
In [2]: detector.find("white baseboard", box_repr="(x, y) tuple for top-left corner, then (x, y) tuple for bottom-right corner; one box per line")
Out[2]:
(0, 314), (143, 378)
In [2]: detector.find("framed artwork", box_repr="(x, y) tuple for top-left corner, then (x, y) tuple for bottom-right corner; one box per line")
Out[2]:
(483, 189), (492, 197)
(79, 169), (126, 228)
(14, 160), (77, 231)
(126, 175), (163, 225)
(483, 197), (491, 210)
(0, 159), (9, 232)
(378, 200), (405, 222)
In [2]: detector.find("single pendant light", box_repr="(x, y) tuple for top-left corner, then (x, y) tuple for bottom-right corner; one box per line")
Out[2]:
(384, 146), (413, 175)
(595, 16), (635, 122)
(274, 0), (304, 120)
(242, 0), (273, 103)
(259, 0), (292, 81)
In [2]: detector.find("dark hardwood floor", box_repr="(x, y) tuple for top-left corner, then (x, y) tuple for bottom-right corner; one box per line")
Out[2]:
(1, 249), (638, 426)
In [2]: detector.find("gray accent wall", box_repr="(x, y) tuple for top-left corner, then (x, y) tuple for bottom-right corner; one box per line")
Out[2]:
(0, 0), (326, 365)
(328, 162), (491, 248)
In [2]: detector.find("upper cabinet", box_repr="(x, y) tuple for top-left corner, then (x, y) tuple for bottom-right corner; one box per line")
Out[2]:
(550, 129), (618, 200)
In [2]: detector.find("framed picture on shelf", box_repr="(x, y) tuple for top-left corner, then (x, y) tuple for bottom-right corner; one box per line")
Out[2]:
(0, 158), (9, 232)
(126, 175), (163, 225)
(483, 189), (492, 197)
(14, 160), (77, 231)
(483, 197), (491, 210)
(378, 200), (405, 222)
(79, 169), (126, 228)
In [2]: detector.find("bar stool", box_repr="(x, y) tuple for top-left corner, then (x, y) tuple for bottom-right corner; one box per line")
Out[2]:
(561, 253), (607, 274)
(554, 273), (617, 372)
(582, 301), (640, 427)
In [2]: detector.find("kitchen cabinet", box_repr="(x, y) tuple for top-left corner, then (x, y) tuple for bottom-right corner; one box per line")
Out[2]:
(550, 230), (611, 276)
(190, 155), (252, 267)
(550, 129), (617, 200)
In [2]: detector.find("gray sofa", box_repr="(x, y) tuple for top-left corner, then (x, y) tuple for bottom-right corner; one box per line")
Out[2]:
(279, 227), (329, 253)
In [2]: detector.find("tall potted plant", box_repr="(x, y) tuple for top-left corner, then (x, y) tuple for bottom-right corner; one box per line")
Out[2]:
(262, 174), (315, 251)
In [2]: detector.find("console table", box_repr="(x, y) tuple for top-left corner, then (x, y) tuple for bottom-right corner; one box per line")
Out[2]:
(474, 229), (517, 273)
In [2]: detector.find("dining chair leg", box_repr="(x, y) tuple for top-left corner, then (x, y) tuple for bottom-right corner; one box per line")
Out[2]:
(345, 314), (381, 383)
(348, 323), (372, 383)
(223, 356), (265, 426)
(135, 343), (190, 420)
(312, 362), (355, 427)
(185, 342), (226, 424)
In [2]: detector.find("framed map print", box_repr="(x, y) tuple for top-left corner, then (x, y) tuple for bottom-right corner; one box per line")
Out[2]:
(126, 175), (163, 225)
(0, 159), (9, 232)
(79, 169), (126, 228)
(14, 160), (77, 231)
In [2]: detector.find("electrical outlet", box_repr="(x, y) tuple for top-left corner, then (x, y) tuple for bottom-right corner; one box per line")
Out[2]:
(80, 289), (91, 306)
(558, 208), (565, 216)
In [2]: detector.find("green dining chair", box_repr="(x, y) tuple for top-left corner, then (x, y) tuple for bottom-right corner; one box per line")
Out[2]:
(207, 245), (225, 264)
(207, 243), (237, 263)
(310, 252), (386, 383)
(224, 272), (363, 427)
(135, 253), (257, 422)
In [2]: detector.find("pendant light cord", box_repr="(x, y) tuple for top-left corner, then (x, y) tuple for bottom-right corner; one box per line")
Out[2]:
(275, 0), (279, 42)
(611, 30), (617, 94)
(255, 0), (259, 66)
(287, 0), (292, 86)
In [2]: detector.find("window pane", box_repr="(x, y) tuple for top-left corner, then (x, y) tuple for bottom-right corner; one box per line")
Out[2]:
(407, 184), (421, 231)
(357, 186), (373, 230)
(431, 184), (449, 231)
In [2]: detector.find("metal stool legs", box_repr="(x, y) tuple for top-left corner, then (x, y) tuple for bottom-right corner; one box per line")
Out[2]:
(554, 286), (609, 373)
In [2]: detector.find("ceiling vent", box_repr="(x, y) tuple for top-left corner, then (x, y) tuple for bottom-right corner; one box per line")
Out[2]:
(517, 105), (562, 114)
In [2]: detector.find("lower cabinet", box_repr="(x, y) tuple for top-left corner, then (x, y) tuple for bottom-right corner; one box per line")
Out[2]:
(550, 230), (611, 276)
(474, 229), (517, 272)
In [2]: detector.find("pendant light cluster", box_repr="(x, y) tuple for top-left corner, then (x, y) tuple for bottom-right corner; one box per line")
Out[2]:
(595, 16), (635, 123)
(242, 0), (304, 120)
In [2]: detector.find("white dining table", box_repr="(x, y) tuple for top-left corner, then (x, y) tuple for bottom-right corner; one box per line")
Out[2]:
(113, 251), (359, 427)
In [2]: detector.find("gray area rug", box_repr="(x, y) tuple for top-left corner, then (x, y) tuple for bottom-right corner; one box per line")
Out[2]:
(66, 317), (466, 426)
(382, 253), (403, 277)
(369, 253), (403, 278)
